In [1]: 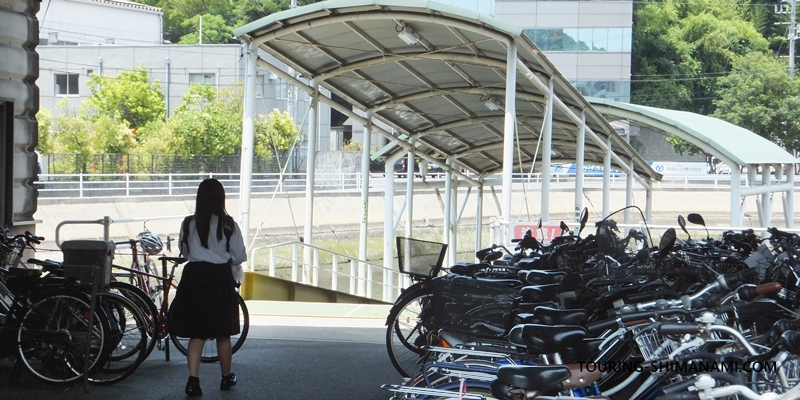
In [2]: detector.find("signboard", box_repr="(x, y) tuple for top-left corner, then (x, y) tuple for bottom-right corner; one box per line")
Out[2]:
(647, 162), (708, 176)
(511, 222), (562, 243)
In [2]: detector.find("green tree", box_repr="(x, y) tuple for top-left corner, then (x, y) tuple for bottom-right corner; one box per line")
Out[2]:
(86, 67), (165, 130)
(712, 52), (800, 153)
(36, 108), (55, 154)
(178, 13), (235, 44)
(254, 109), (301, 158)
(141, 83), (243, 156)
(632, 0), (770, 114)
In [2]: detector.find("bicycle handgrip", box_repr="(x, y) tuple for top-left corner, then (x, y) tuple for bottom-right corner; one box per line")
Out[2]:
(721, 268), (758, 289)
(755, 282), (782, 295)
(658, 323), (700, 336)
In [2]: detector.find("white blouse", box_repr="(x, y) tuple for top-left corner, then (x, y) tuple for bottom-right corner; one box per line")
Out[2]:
(179, 215), (247, 265)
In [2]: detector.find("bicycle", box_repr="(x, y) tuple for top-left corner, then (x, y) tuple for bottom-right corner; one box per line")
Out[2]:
(111, 229), (164, 307)
(111, 256), (249, 363)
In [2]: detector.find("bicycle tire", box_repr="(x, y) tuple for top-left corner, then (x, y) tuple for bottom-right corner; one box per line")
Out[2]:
(386, 288), (435, 378)
(144, 258), (164, 307)
(89, 291), (149, 386)
(170, 292), (249, 363)
(16, 288), (109, 385)
(108, 281), (159, 359)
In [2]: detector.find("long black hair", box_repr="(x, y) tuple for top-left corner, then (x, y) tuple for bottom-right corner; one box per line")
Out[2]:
(194, 178), (233, 249)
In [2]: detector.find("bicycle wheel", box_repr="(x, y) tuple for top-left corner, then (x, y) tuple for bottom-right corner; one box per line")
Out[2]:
(170, 292), (249, 363)
(16, 288), (109, 385)
(386, 288), (435, 378)
(109, 281), (159, 359)
(144, 258), (164, 307)
(89, 291), (148, 386)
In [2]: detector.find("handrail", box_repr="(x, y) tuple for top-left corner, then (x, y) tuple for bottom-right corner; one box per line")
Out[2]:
(34, 171), (782, 199)
(249, 240), (402, 302)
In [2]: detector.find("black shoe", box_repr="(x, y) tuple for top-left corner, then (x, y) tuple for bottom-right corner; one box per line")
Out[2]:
(220, 373), (237, 390)
(186, 376), (203, 396)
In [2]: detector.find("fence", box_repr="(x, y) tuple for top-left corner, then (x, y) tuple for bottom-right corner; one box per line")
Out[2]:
(34, 171), (785, 199)
(39, 153), (302, 175)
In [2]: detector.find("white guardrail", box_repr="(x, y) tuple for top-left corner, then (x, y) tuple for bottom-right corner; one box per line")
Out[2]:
(53, 217), (405, 302)
(34, 172), (776, 199)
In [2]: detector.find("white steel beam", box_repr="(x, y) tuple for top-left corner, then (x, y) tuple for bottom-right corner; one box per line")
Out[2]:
(302, 82), (319, 284)
(541, 79), (553, 221)
(575, 112), (585, 222)
(239, 40), (258, 256)
(501, 41), (518, 235)
(357, 111), (373, 296)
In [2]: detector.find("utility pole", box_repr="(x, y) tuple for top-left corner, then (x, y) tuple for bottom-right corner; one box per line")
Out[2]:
(777, 0), (797, 77)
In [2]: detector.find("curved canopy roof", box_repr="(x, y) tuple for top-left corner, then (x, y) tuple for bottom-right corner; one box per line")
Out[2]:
(234, 0), (661, 183)
(589, 98), (798, 167)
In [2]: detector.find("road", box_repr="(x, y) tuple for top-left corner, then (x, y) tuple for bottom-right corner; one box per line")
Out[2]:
(0, 316), (401, 400)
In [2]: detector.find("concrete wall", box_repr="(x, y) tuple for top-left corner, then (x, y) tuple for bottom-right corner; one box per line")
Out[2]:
(0, 0), (39, 233)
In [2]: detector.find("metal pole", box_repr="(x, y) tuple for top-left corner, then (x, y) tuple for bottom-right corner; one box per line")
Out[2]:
(792, 0), (797, 78)
(541, 79), (554, 222)
(603, 136), (612, 217)
(239, 40), (257, 250)
(357, 112), (372, 296)
(575, 112), (585, 221)
(501, 41), (518, 243)
(303, 82), (319, 284)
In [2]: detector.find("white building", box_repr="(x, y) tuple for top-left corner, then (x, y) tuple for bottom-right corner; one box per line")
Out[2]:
(495, 0), (632, 102)
(37, 0), (163, 46)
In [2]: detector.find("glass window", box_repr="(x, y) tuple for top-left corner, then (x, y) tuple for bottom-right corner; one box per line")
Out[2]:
(55, 73), (79, 95)
(607, 28), (624, 52)
(255, 74), (265, 98)
(622, 28), (632, 52)
(592, 28), (608, 51)
(275, 79), (289, 100)
(188, 73), (215, 85)
(562, 28), (579, 51)
(577, 29), (593, 52)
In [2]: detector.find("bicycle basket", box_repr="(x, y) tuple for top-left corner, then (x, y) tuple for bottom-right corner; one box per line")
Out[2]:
(396, 237), (447, 279)
(431, 275), (517, 337)
(632, 324), (679, 362)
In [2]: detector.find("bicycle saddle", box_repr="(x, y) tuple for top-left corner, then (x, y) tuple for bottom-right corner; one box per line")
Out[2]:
(524, 270), (568, 285)
(495, 365), (571, 393)
(531, 306), (588, 326)
(520, 283), (561, 303)
(511, 324), (588, 354)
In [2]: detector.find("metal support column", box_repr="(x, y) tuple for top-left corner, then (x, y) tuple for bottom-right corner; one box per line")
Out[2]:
(501, 41), (518, 244)
(357, 112), (372, 296)
(383, 153), (401, 301)
(787, 166), (795, 228)
(731, 166), (743, 226)
(476, 182), (484, 252)
(625, 158), (634, 224)
(761, 164), (772, 227)
(603, 136), (612, 217)
(406, 138), (416, 239)
(541, 79), (554, 222)
(302, 81), (319, 284)
(238, 40), (258, 251)
(575, 112), (586, 221)
(444, 157), (454, 265)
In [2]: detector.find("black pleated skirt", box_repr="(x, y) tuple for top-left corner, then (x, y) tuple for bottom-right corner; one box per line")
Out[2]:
(169, 261), (240, 339)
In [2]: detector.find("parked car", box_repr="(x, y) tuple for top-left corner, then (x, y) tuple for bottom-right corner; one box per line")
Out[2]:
(395, 158), (444, 178)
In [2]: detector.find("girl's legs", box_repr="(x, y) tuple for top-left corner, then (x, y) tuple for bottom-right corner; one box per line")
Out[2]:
(217, 336), (232, 376)
(188, 338), (205, 377)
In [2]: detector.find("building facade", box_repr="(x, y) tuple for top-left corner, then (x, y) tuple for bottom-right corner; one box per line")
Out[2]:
(494, 0), (632, 103)
(37, 0), (163, 46)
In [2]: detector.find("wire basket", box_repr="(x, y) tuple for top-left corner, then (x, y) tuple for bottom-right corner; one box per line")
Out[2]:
(1, 247), (21, 268)
(632, 325), (679, 362)
(396, 237), (448, 279)
(431, 275), (517, 337)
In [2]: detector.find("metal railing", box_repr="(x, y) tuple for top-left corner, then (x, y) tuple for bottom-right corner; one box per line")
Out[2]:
(249, 241), (402, 302)
(34, 171), (781, 199)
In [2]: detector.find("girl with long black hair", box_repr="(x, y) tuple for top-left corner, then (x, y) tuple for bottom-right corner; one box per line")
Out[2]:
(170, 178), (247, 396)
